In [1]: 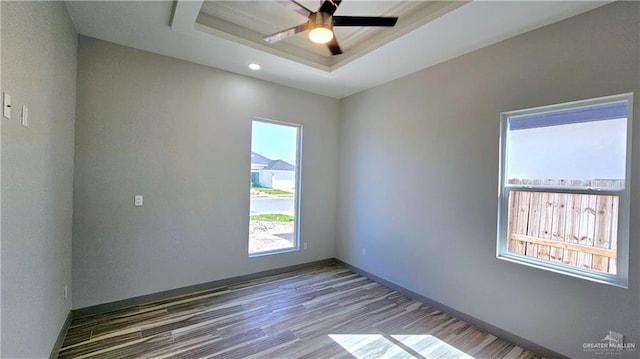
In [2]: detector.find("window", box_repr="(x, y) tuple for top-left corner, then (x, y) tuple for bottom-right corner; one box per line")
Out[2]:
(249, 119), (302, 256)
(497, 94), (632, 287)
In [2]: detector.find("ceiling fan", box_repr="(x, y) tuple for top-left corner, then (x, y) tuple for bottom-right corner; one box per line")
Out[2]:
(263, 0), (399, 55)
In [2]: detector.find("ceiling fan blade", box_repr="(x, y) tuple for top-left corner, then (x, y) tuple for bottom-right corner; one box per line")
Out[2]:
(264, 23), (308, 43)
(327, 37), (342, 56)
(319, 0), (342, 15)
(333, 16), (398, 27)
(279, 0), (313, 17)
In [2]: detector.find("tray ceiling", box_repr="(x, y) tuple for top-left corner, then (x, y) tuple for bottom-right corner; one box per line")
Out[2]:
(193, 1), (465, 70)
(65, 1), (610, 98)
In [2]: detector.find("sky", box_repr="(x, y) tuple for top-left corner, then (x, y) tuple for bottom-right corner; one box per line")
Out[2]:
(251, 120), (299, 164)
(507, 118), (626, 180)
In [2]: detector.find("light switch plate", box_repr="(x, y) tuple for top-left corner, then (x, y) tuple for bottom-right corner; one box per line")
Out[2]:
(3, 93), (11, 119)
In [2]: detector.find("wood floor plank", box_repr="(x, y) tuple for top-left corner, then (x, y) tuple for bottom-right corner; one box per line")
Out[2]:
(60, 264), (544, 358)
(58, 332), (143, 359)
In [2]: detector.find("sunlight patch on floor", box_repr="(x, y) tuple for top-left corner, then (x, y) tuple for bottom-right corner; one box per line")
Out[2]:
(329, 334), (475, 359)
(392, 335), (475, 358)
(329, 334), (413, 358)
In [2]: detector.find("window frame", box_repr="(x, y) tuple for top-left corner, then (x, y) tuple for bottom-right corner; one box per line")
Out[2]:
(248, 117), (303, 257)
(497, 93), (633, 287)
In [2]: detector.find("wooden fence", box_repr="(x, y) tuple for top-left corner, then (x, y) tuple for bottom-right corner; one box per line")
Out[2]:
(508, 179), (622, 274)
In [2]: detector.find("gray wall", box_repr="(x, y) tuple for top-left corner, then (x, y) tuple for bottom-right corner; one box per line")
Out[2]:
(1, 1), (4, 354)
(73, 37), (339, 309)
(1, 1), (77, 357)
(337, 2), (639, 358)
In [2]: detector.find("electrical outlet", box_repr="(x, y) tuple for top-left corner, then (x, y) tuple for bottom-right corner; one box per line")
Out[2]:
(362, 248), (366, 256)
(303, 242), (308, 250)
(134, 195), (143, 207)
(21, 105), (28, 127)
(64, 285), (68, 299)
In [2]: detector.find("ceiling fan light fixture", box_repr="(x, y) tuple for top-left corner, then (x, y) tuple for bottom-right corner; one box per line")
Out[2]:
(308, 26), (333, 44)
(308, 11), (334, 44)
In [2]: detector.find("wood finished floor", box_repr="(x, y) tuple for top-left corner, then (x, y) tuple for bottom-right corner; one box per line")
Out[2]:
(59, 265), (543, 359)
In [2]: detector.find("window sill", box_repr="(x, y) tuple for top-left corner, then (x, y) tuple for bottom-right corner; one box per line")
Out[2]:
(496, 252), (628, 289)
(249, 247), (300, 258)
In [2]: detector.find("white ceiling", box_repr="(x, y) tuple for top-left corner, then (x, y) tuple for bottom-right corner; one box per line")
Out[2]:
(65, 1), (609, 99)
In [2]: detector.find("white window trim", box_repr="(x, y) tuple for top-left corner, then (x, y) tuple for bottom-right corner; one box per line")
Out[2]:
(496, 93), (633, 288)
(249, 117), (303, 257)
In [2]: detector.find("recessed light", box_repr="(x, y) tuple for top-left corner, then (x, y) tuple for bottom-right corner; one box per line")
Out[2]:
(248, 63), (261, 71)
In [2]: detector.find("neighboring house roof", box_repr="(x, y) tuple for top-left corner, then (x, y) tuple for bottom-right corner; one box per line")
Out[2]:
(251, 152), (271, 165)
(265, 159), (295, 171)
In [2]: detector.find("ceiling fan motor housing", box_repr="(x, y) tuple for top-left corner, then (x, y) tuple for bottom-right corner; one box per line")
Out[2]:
(311, 11), (333, 31)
